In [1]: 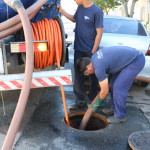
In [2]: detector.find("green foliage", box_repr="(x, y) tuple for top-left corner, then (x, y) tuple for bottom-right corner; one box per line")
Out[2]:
(92, 0), (121, 14)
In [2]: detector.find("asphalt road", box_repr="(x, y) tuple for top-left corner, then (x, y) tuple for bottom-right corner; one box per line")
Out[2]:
(0, 77), (150, 150)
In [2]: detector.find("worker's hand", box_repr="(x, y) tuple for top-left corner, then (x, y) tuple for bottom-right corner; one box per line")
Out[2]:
(56, 5), (63, 13)
(91, 47), (98, 54)
(91, 50), (96, 54)
(88, 97), (104, 112)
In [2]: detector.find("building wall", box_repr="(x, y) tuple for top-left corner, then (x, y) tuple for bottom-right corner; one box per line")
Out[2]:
(109, 0), (150, 33)
(134, 0), (150, 32)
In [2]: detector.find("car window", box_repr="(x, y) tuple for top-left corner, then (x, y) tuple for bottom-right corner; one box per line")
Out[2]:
(103, 18), (147, 36)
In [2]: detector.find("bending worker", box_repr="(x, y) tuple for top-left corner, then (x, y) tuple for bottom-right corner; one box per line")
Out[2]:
(57, 0), (103, 109)
(76, 46), (145, 124)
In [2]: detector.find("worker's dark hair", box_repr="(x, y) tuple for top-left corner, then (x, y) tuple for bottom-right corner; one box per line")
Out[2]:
(76, 57), (91, 73)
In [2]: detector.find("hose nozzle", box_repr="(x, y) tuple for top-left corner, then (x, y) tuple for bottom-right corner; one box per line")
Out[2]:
(4, 0), (23, 11)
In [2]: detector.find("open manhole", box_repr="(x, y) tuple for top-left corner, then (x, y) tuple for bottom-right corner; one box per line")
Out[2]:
(64, 112), (109, 131)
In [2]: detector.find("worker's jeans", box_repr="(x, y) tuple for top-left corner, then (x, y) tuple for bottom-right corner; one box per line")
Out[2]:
(110, 53), (145, 118)
(73, 51), (98, 103)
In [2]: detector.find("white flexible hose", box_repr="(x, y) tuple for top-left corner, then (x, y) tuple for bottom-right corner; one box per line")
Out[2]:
(1, 0), (34, 149)
(0, 0), (48, 32)
(4, 0), (23, 11)
(0, 9), (39, 39)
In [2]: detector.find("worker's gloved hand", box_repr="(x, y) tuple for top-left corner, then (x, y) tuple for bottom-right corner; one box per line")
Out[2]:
(88, 97), (104, 112)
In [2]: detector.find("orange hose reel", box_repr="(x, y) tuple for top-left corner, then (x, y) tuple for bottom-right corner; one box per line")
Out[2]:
(31, 18), (62, 69)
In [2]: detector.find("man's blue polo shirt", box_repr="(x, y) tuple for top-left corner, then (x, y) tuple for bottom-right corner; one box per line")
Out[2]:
(91, 46), (142, 82)
(73, 4), (103, 52)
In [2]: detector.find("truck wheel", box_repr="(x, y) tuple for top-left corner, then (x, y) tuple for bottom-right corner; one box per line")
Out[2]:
(136, 80), (149, 87)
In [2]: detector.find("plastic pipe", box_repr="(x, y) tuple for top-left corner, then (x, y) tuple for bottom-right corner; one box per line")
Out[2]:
(0, 0), (48, 32)
(1, 0), (34, 149)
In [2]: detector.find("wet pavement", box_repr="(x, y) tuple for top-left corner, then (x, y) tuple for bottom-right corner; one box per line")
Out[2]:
(8, 83), (150, 150)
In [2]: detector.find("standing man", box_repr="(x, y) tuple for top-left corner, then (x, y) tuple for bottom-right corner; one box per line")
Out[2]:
(58, 0), (104, 109)
(76, 46), (145, 123)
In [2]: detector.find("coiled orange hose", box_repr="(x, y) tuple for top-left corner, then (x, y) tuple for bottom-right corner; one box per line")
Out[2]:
(31, 18), (62, 69)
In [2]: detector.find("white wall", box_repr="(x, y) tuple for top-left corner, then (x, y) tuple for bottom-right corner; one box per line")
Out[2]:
(61, 0), (77, 14)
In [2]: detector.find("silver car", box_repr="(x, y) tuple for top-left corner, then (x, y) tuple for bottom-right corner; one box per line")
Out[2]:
(100, 15), (150, 87)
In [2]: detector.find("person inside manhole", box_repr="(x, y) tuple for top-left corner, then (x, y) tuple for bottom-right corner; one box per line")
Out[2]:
(57, 0), (103, 110)
(76, 46), (145, 124)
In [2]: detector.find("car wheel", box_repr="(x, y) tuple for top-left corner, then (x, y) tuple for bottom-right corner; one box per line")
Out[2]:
(136, 80), (149, 87)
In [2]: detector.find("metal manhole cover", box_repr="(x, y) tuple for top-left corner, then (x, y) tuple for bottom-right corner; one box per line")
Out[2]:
(128, 130), (150, 150)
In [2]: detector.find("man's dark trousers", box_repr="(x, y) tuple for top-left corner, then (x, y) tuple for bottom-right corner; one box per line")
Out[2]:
(73, 50), (98, 103)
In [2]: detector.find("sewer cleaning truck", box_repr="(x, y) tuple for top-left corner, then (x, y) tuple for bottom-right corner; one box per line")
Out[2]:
(0, 0), (72, 91)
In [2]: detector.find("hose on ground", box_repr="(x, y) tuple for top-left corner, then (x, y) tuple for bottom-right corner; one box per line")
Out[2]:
(1, 0), (34, 150)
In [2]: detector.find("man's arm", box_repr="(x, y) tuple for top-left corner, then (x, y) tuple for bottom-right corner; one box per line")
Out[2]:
(87, 78), (109, 112)
(99, 78), (109, 99)
(91, 27), (103, 54)
(58, 5), (76, 23)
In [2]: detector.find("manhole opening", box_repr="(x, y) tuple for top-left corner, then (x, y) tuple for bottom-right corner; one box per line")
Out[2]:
(64, 112), (108, 131)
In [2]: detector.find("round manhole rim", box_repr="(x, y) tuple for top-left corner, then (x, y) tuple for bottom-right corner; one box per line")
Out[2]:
(63, 111), (109, 132)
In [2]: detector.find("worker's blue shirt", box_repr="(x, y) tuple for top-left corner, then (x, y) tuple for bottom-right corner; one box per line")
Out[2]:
(73, 4), (103, 52)
(91, 46), (142, 82)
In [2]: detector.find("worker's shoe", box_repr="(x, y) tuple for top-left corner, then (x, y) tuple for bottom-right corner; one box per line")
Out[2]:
(102, 108), (114, 115)
(107, 116), (127, 124)
(69, 101), (87, 110)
